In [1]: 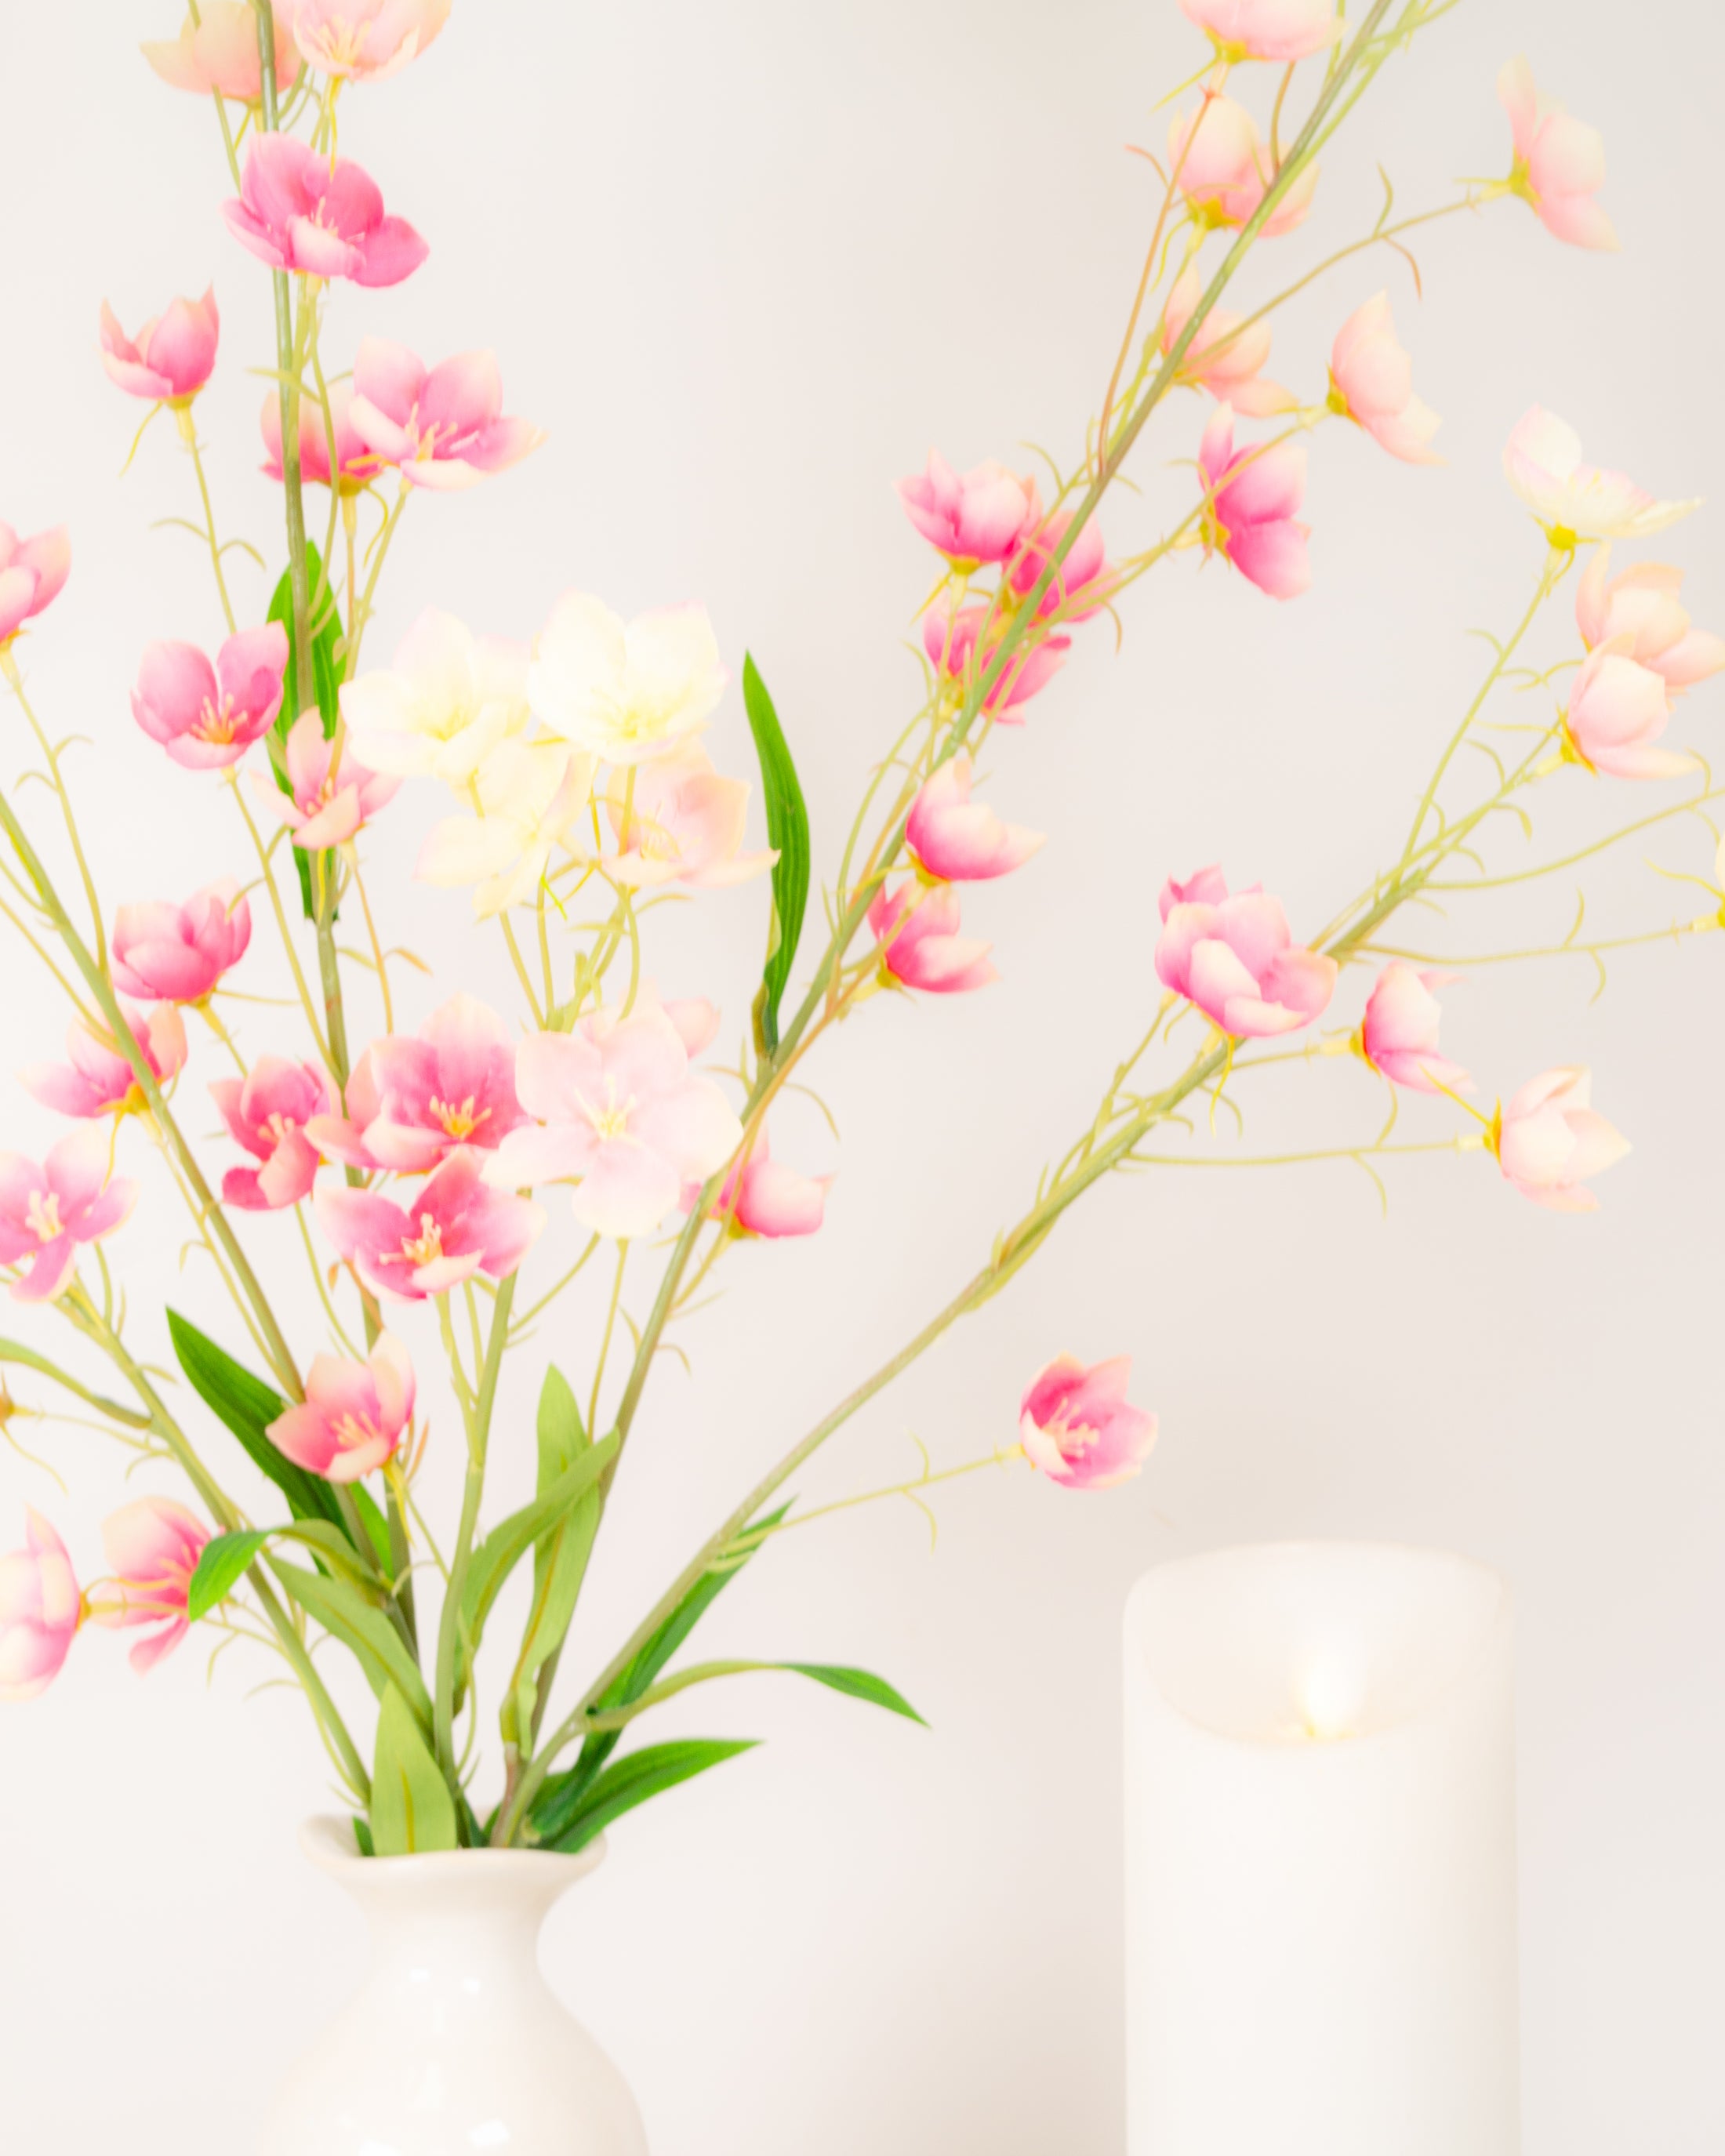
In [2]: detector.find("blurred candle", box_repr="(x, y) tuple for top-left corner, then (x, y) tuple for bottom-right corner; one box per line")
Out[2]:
(1123, 1542), (1518, 2155)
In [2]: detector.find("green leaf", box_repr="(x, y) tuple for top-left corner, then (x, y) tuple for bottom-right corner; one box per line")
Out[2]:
(266, 543), (343, 919)
(352, 1483), (393, 1571)
(502, 1367), (601, 1746)
(742, 655), (809, 1056)
(535, 1739), (757, 1857)
(779, 1663), (926, 1724)
(459, 1432), (618, 1664)
(369, 1682), (458, 1855)
(274, 1559), (433, 1729)
(351, 1813), (376, 1858)
(187, 1529), (271, 1622)
(167, 1311), (350, 1542)
(528, 1501), (789, 1845)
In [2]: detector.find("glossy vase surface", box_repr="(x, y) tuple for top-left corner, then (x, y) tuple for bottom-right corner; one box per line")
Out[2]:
(261, 1815), (649, 2156)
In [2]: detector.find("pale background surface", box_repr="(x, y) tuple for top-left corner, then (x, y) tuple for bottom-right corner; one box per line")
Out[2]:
(1, 3), (1720, 2151)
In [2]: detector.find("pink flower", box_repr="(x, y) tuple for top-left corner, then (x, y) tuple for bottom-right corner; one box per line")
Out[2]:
(0, 1128), (139, 1304)
(1562, 643), (1687, 781)
(0, 1512), (82, 1701)
(1493, 1067), (1629, 1213)
(1197, 405), (1311, 601)
(1159, 263), (1293, 419)
(666, 996), (720, 1058)
(130, 623), (289, 771)
(906, 756), (1044, 883)
(1155, 867), (1335, 1037)
(1178, 0), (1338, 62)
(1498, 56), (1617, 252)
(292, 0), (451, 82)
(267, 1335), (416, 1485)
(317, 1147), (544, 1301)
(896, 451), (1038, 567)
(1327, 292), (1442, 466)
(603, 739), (773, 890)
(1004, 510), (1115, 621)
(253, 710), (399, 850)
(308, 993), (526, 1174)
(1168, 95), (1320, 238)
(1020, 1355), (1157, 1491)
(484, 996), (744, 1240)
(922, 604), (1069, 724)
(1575, 548), (1725, 696)
(221, 135), (427, 288)
(261, 379), (385, 494)
(868, 882), (997, 994)
(1357, 964), (1473, 1094)
(0, 524), (71, 647)
(210, 1057), (338, 1211)
(100, 289), (220, 405)
(348, 339), (544, 492)
(19, 1003), (188, 1121)
(143, 3), (302, 100)
(111, 881), (252, 1004)
(1502, 408), (1698, 545)
(691, 1127), (830, 1240)
(86, 1499), (209, 1675)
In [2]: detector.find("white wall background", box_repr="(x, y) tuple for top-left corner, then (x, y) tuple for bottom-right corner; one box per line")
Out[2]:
(1, 3), (1720, 2151)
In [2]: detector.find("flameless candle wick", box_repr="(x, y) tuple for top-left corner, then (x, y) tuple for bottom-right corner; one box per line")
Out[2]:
(1296, 1646), (1367, 1740)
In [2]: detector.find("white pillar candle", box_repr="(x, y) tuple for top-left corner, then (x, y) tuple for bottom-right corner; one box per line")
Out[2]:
(1123, 1542), (1518, 2156)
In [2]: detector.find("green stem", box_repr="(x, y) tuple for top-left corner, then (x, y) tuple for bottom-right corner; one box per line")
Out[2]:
(176, 408), (238, 633)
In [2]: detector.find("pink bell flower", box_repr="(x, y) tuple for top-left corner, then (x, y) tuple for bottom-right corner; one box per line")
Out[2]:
(1492, 1066), (1629, 1213)
(484, 995), (744, 1241)
(896, 451), (1039, 568)
(0, 1128), (139, 1304)
(100, 289), (220, 406)
(253, 710), (399, 850)
(1168, 95), (1320, 238)
(868, 882), (997, 994)
(1155, 866), (1336, 1037)
(267, 1335), (417, 1485)
(690, 1127), (830, 1240)
(1357, 964), (1473, 1094)
(0, 524), (71, 648)
(111, 881), (252, 1004)
(210, 1057), (338, 1211)
(348, 339), (544, 492)
(1004, 510), (1115, 621)
(906, 755), (1044, 883)
(922, 604), (1070, 724)
(1197, 405), (1311, 601)
(1020, 1355), (1157, 1491)
(131, 623), (289, 771)
(317, 1146), (545, 1301)
(292, 0), (451, 82)
(222, 135), (427, 288)
(86, 1499), (209, 1675)
(142, 3), (302, 100)
(1158, 263), (1292, 418)
(1327, 293), (1442, 466)
(1498, 56), (1617, 252)
(603, 739), (774, 890)
(308, 993), (526, 1174)
(1502, 408), (1698, 544)
(1178, 0), (1338, 62)
(0, 1511), (82, 1701)
(1575, 548), (1725, 695)
(1561, 641), (1687, 782)
(261, 379), (385, 494)
(20, 1003), (188, 1121)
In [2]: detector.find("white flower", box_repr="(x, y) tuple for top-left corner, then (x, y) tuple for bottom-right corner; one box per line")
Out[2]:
(526, 592), (726, 766)
(1502, 408), (1700, 542)
(340, 609), (530, 789)
(416, 740), (594, 917)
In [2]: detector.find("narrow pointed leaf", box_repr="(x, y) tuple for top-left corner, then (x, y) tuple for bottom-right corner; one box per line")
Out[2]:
(535, 1739), (758, 1857)
(503, 1367), (600, 1745)
(266, 543), (343, 917)
(187, 1529), (270, 1622)
(370, 1682), (458, 1855)
(167, 1311), (350, 1542)
(274, 1559), (432, 1729)
(459, 1432), (617, 1657)
(742, 655), (808, 1055)
(779, 1663), (926, 1723)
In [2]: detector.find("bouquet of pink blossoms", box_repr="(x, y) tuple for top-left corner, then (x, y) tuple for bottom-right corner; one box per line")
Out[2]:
(1, 0), (1718, 1860)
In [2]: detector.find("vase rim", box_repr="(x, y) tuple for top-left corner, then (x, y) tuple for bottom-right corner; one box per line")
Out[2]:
(300, 1812), (609, 1886)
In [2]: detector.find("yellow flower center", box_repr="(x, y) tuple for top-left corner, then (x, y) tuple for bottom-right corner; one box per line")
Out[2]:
(581, 1080), (634, 1144)
(430, 1094), (488, 1140)
(194, 691), (240, 744)
(400, 1214), (445, 1267)
(24, 1192), (64, 1243)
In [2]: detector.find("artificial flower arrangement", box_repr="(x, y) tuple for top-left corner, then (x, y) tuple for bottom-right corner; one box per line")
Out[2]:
(1, 0), (1716, 1866)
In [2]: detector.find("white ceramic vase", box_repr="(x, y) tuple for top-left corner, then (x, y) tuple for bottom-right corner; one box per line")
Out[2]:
(261, 1815), (649, 2156)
